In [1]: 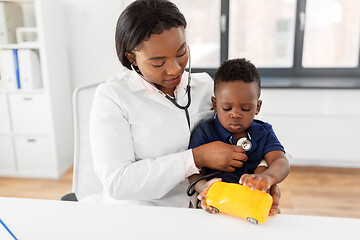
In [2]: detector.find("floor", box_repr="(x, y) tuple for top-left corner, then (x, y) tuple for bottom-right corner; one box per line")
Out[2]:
(0, 166), (359, 218)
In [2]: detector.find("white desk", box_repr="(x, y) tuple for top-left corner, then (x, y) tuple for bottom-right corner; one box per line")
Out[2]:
(0, 197), (359, 240)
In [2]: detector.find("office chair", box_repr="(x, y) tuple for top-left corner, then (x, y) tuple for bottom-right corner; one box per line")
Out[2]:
(61, 83), (103, 202)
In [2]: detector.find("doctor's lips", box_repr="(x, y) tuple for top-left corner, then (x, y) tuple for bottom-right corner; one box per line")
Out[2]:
(164, 74), (182, 83)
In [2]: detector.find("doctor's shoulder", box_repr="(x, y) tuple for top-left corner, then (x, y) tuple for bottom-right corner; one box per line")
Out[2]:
(189, 71), (214, 103)
(98, 71), (135, 92)
(93, 71), (134, 105)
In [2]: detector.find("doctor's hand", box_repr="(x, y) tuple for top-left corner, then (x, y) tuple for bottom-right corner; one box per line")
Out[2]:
(192, 141), (247, 172)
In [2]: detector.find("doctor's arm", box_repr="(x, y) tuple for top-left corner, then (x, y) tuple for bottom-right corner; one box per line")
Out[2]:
(90, 84), (249, 201)
(89, 85), (189, 201)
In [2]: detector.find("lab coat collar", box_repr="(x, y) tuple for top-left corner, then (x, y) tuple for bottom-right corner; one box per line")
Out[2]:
(128, 70), (153, 93)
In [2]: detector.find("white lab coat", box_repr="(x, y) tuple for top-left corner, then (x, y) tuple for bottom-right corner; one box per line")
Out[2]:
(89, 70), (214, 207)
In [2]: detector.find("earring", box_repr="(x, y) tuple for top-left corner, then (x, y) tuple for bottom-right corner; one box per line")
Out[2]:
(131, 63), (141, 74)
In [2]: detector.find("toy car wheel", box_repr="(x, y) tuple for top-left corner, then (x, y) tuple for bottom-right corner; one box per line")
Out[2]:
(247, 217), (258, 224)
(210, 206), (219, 213)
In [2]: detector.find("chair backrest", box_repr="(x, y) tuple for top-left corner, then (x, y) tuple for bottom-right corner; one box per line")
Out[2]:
(72, 83), (103, 200)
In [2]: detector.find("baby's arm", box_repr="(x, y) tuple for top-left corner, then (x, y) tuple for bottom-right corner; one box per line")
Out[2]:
(254, 160), (268, 174)
(239, 150), (289, 192)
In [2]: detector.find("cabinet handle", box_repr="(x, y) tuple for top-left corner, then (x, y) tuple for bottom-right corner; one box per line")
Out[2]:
(23, 97), (32, 101)
(27, 139), (36, 143)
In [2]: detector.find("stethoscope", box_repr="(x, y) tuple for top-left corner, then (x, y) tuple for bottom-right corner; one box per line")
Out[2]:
(131, 46), (192, 128)
(186, 136), (252, 197)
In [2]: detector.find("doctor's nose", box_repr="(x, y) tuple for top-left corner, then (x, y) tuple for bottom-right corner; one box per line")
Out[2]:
(165, 60), (181, 76)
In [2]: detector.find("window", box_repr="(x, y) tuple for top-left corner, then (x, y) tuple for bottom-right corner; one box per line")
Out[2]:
(302, 0), (360, 68)
(177, 0), (360, 81)
(173, 0), (221, 67)
(229, 0), (296, 68)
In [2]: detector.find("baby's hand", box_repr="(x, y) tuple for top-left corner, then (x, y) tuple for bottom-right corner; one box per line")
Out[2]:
(197, 178), (222, 213)
(239, 174), (274, 192)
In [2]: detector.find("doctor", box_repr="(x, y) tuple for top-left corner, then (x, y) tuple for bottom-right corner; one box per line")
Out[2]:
(90, 0), (281, 214)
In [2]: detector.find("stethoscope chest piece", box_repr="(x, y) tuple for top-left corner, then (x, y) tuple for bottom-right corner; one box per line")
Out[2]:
(237, 137), (252, 151)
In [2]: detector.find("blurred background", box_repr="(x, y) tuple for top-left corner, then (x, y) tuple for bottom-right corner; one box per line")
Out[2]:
(0, 0), (359, 218)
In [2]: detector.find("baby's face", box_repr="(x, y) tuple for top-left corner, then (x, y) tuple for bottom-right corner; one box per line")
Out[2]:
(212, 81), (261, 138)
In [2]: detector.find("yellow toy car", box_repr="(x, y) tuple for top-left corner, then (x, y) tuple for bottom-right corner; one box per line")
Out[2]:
(204, 182), (273, 224)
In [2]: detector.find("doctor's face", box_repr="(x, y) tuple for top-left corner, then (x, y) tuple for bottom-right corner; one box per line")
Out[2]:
(129, 27), (189, 96)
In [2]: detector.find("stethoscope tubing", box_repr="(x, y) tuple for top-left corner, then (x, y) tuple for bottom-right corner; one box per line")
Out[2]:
(186, 138), (252, 197)
(187, 170), (222, 197)
(165, 85), (191, 128)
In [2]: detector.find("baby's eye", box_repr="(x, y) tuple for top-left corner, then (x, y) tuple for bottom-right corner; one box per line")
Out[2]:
(242, 108), (251, 112)
(223, 108), (231, 111)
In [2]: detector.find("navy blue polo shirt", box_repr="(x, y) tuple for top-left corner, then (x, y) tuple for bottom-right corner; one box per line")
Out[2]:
(188, 115), (285, 183)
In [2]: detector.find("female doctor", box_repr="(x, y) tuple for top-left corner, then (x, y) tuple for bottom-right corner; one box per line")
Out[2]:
(90, 0), (281, 214)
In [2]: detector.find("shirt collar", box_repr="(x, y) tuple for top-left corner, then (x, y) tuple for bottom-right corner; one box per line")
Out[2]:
(213, 115), (268, 144)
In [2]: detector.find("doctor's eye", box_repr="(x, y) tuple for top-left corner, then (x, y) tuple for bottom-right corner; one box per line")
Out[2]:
(177, 47), (187, 57)
(152, 62), (165, 68)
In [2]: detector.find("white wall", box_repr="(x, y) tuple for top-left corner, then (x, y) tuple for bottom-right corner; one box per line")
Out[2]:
(258, 89), (360, 168)
(61, 0), (131, 89)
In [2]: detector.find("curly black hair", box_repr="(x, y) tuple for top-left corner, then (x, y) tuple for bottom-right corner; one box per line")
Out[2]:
(214, 58), (261, 97)
(115, 0), (187, 70)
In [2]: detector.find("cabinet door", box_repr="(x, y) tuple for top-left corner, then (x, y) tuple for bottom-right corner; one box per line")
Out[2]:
(14, 136), (55, 173)
(0, 136), (16, 171)
(8, 93), (51, 134)
(0, 94), (11, 133)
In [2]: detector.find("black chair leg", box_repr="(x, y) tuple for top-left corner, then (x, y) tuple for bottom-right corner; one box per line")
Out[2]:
(61, 193), (78, 201)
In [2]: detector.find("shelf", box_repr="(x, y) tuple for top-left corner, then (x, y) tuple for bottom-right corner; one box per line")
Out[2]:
(0, 1), (34, 3)
(0, 0), (73, 179)
(0, 42), (40, 50)
(0, 88), (45, 94)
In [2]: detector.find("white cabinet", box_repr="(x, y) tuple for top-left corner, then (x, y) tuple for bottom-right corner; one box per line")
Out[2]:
(0, 136), (15, 172)
(0, 93), (11, 133)
(8, 93), (51, 133)
(14, 136), (55, 175)
(0, 0), (73, 178)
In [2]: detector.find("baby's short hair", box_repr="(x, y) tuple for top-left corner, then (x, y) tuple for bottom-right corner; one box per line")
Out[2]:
(214, 58), (261, 98)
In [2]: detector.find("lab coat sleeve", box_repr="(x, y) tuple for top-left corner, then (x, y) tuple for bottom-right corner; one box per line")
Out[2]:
(89, 84), (188, 201)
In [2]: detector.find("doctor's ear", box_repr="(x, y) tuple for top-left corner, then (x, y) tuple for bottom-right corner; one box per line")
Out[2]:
(125, 52), (137, 66)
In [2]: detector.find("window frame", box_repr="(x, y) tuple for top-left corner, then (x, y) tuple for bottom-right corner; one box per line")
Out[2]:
(191, 0), (360, 82)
